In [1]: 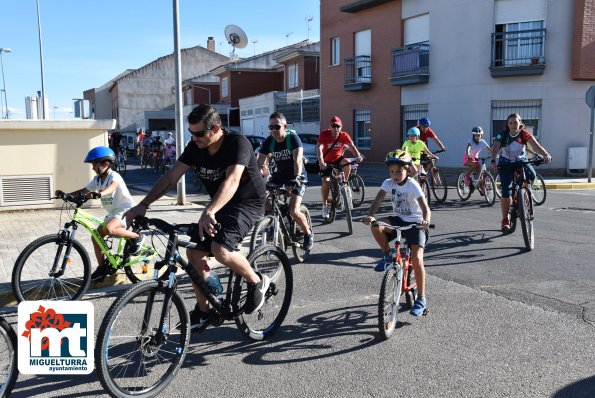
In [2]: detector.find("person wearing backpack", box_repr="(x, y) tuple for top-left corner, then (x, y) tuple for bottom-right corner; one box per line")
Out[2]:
(491, 113), (552, 231)
(256, 112), (314, 250)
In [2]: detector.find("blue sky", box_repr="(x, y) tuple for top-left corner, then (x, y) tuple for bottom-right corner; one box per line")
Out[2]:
(0, 0), (320, 119)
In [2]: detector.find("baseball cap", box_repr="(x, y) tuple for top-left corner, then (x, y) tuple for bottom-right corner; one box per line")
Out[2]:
(330, 116), (342, 126)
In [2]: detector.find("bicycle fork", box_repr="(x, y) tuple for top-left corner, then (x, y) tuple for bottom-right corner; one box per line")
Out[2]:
(51, 224), (77, 278)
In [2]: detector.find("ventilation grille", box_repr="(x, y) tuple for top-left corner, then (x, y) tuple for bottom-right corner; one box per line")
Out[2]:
(0, 175), (54, 206)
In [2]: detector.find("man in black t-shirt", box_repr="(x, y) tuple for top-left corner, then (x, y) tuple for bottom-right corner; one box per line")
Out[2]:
(125, 104), (268, 329)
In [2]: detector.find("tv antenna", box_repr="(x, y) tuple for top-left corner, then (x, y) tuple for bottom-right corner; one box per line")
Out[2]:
(306, 16), (314, 40)
(285, 32), (293, 45)
(252, 39), (258, 56)
(224, 24), (248, 61)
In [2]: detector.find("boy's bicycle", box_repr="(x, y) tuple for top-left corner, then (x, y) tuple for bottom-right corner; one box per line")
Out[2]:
(347, 159), (366, 208)
(456, 157), (497, 206)
(114, 149), (127, 175)
(495, 170), (546, 206)
(371, 220), (432, 340)
(94, 216), (292, 398)
(322, 161), (357, 235)
(419, 149), (448, 204)
(11, 192), (157, 302)
(500, 155), (545, 251)
(0, 316), (18, 398)
(249, 182), (312, 263)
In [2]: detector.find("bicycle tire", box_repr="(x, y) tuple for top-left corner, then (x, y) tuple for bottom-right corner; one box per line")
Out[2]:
(419, 178), (431, 205)
(339, 186), (353, 235)
(233, 245), (293, 341)
(494, 174), (502, 199)
(430, 169), (448, 203)
(249, 215), (285, 255)
(456, 172), (472, 201)
(290, 205), (312, 262)
(482, 173), (496, 207)
(95, 280), (189, 398)
(0, 316), (18, 398)
(12, 234), (91, 302)
(349, 174), (365, 208)
(519, 186), (534, 251)
(378, 265), (402, 340)
(531, 174), (547, 206)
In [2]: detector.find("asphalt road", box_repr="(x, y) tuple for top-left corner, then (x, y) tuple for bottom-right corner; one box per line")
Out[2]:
(4, 160), (595, 397)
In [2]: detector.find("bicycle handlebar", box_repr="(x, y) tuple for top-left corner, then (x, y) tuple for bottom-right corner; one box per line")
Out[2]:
(497, 154), (545, 168)
(54, 191), (101, 206)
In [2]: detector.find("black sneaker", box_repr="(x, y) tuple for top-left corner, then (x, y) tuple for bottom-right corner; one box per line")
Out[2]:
(90, 263), (116, 282)
(189, 306), (211, 331)
(243, 274), (271, 314)
(303, 232), (314, 251)
(128, 235), (145, 255)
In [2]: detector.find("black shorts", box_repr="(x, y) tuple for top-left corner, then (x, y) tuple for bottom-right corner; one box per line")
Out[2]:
(319, 157), (345, 177)
(269, 173), (307, 197)
(189, 204), (263, 252)
(384, 216), (428, 248)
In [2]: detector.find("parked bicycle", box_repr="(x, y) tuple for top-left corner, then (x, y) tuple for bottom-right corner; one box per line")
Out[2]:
(418, 149), (448, 204)
(495, 170), (546, 206)
(0, 316), (18, 398)
(372, 221), (432, 340)
(500, 155), (545, 251)
(11, 192), (157, 302)
(347, 158), (365, 208)
(456, 157), (496, 206)
(322, 161), (357, 235)
(94, 216), (292, 398)
(250, 182), (312, 263)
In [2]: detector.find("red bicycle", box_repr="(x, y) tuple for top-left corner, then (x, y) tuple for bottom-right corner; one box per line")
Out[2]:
(372, 220), (433, 339)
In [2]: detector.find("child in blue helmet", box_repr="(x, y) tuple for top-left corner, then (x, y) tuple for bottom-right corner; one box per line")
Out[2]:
(55, 146), (142, 282)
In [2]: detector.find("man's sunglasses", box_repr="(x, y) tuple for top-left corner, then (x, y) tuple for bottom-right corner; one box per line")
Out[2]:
(268, 124), (282, 131)
(331, 124), (341, 128)
(188, 128), (210, 138)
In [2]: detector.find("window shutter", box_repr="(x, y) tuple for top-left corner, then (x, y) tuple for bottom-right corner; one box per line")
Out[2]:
(495, 0), (546, 25)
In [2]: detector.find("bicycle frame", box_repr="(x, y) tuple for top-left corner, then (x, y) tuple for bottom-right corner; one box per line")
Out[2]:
(390, 230), (416, 294)
(267, 186), (298, 249)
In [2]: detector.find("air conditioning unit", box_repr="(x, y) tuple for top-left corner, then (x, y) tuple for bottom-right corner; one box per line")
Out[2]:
(567, 147), (588, 176)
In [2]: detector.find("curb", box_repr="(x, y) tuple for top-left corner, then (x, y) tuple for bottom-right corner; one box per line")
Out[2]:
(546, 183), (595, 190)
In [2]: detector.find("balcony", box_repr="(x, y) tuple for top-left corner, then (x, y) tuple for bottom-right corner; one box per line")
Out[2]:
(390, 41), (429, 86)
(490, 28), (546, 77)
(344, 55), (372, 91)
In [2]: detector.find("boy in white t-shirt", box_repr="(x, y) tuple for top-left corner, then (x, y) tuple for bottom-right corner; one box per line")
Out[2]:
(364, 150), (431, 316)
(55, 146), (142, 282)
(463, 126), (491, 186)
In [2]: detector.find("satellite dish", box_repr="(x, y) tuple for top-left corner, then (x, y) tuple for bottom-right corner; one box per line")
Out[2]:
(224, 24), (248, 50)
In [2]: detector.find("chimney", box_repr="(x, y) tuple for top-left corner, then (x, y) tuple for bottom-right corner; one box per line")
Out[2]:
(207, 37), (215, 51)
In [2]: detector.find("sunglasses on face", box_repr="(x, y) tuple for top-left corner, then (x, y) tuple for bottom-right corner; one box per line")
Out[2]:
(268, 124), (282, 131)
(188, 127), (210, 138)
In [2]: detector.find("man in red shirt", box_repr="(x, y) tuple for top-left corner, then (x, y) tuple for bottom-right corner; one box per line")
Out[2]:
(317, 116), (364, 219)
(417, 117), (447, 174)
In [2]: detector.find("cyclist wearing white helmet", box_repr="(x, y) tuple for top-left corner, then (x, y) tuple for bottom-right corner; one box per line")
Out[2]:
(54, 146), (143, 282)
(364, 149), (431, 316)
(463, 126), (491, 187)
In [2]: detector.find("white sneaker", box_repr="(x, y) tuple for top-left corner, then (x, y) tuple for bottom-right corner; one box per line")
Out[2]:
(322, 205), (330, 219)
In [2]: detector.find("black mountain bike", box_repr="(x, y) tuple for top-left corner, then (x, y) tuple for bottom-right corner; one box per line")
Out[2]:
(95, 216), (293, 398)
(323, 161), (355, 235)
(347, 159), (365, 208)
(250, 182), (312, 262)
(0, 315), (18, 398)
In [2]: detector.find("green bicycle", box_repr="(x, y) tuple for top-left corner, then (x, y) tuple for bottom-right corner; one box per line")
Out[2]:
(11, 192), (158, 302)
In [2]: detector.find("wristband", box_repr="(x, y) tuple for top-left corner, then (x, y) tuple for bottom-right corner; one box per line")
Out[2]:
(140, 200), (150, 209)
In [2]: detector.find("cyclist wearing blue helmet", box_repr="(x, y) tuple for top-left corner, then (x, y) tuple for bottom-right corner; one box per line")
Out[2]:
(55, 146), (142, 282)
(417, 117), (447, 152)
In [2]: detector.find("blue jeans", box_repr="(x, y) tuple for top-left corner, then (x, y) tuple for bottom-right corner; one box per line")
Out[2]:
(497, 161), (536, 198)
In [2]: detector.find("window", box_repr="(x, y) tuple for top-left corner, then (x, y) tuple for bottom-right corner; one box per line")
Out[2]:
(288, 64), (298, 89)
(354, 109), (371, 148)
(402, 104), (428, 143)
(331, 37), (340, 66)
(495, 21), (544, 66)
(221, 77), (228, 98)
(491, 100), (542, 142)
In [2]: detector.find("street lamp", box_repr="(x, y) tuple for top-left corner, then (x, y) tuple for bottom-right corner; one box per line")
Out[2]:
(0, 47), (11, 119)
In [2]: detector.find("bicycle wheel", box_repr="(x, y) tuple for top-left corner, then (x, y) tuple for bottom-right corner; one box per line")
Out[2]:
(481, 173), (496, 207)
(140, 153), (148, 169)
(340, 186), (353, 235)
(518, 186), (534, 251)
(0, 316), (18, 398)
(349, 174), (365, 208)
(494, 174), (502, 199)
(456, 172), (472, 201)
(531, 174), (547, 206)
(378, 265), (402, 340)
(419, 178), (431, 205)
(95, 281), (189, 398)
(249, 215), (285, 255)
(119, 154), (127, 176)
(233, 245), (293, 341)
(290, 205), (312, 262)
(430, 169), (448, 203)
(12, 234), (92, 302)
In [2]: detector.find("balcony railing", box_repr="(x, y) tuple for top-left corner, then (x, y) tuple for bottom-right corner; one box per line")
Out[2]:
(344, 55), (372, 91)
(390, 41), (429, 86)
(490, 28), (546, 77)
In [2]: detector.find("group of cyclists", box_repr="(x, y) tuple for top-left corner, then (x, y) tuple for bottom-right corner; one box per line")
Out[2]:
(75, 105), (552, 328)
(138, 130), (177, 172)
